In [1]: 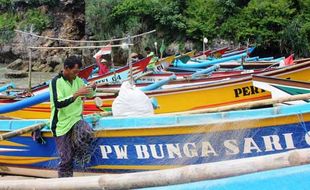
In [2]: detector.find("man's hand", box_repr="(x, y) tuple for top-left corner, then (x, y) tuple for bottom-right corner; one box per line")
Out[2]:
(89, 81), (97, 90)
(73, 86), (91, 100)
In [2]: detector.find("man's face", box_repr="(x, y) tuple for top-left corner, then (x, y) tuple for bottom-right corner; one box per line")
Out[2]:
(64, 64), (80, 81)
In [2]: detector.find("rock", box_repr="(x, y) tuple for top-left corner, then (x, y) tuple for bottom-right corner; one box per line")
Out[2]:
(7, 59), (23, 70)
(31, 62), (42, 71)
(54, 63), (63, 73)
(37, 5), (49, 14)
(38, 64), (47, 71)
(0, 45), (15, 63)
(21, 62), (30, 71)
(42, 66), (54, 72)
(5, 71), (28, 78)
(47, 55), (63, 68)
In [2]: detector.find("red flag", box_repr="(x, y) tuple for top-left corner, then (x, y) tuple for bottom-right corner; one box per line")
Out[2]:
(78, 65), (95, 79)
(284, 54), (294, 66)
(93, 44), (112, 58)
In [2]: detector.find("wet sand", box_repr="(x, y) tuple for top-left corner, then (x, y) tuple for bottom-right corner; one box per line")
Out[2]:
(0, 65), (56, 88)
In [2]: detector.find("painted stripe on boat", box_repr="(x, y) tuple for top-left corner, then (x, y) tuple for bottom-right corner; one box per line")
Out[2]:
(0, 155), (58, 164)
(90, 164), (183, 170)
(0, 140), (27, 147)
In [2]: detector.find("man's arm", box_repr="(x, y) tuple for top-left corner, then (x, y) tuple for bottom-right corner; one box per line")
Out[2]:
(50, 78), (75, 109)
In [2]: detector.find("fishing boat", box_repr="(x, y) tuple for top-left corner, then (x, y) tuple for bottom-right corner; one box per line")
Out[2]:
(0, 59), (309, 119)
(138, 67), (276, 83)
(98, 60), (310, 113)
(3, 56), (151, 97)
(0, 100), (310, 177)
(253, 75), (310, 105)
(153, 47), (229, 72)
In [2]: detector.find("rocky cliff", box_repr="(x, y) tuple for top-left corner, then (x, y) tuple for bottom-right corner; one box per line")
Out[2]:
(0, 0), (90, 73)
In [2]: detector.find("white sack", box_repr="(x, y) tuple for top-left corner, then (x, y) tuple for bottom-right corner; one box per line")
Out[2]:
(112, 81), (154, 117)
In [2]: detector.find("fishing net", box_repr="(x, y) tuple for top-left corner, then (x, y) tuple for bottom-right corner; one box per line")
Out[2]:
(71, 120), (97, 169)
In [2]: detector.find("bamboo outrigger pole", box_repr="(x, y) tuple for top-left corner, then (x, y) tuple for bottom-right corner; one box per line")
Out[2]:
(1, 148), (310, 190)
(0, 123), (46, 141)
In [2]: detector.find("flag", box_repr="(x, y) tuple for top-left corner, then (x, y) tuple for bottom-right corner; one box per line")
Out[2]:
(159, 40), (166, 59)
(284, 54), (294, 66)
(159, 40), (166, 54)
(93, 44), (112, 58)
(279, 54), (294, 67)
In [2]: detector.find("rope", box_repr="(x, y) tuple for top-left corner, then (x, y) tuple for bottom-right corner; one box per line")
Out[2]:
(15, 29), (156, 43)
(28, 44), (134, 50)
(297, 112), (309, 137)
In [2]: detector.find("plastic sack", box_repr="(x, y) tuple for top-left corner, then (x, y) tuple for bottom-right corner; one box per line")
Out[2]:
(112, 81), (154, 117)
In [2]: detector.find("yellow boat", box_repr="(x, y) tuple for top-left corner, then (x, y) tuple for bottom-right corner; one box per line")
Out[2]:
(1, 60), (309, 119)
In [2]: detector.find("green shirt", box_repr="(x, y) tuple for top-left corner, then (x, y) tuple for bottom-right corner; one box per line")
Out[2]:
(49, 73), (94, 137)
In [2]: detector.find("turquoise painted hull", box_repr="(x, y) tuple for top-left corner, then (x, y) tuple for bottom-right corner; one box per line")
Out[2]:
(173, 53), (247, 68)
(1, 103), (310, 177)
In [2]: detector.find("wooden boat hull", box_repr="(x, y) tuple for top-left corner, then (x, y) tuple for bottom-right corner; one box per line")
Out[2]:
(1, 61), (309, 119)
(253, 75), (310, 105)
(0, 103), (310, 177)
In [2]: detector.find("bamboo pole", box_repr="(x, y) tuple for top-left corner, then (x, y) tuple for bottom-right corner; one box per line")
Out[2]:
(28, 48), (32, 91)
(15, 29), (156, 44)
(162, 93), (310, 116)
(29, 44), (134, 50)
(1, 148), (310, 190)
(0, 123), (46, 141)
(96, 88), (119, 94)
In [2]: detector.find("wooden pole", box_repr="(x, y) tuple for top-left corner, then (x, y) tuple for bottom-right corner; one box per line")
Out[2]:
(202, 36), (205, 53)
(15, 29), (156, 44)
(27, 25), (34, 91)
(110, 43), (118, 82)
(96, 88), (119, 94)
(126, 35), (134, 86)
(28, 49), (32, 91)
(0, 123), (46, 141)
(1, 149), (310, 190)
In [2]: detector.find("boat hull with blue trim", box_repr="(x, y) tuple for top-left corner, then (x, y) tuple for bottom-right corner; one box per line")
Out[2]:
(0, 103), (310, 177)
(1, 59), (309, 119)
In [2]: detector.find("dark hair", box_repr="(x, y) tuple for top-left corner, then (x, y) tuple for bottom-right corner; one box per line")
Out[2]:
(144, 47), (151, 51)
(64, 55), (82, 69)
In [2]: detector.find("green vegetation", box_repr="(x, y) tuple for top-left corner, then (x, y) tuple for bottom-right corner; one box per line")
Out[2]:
(19, 9), (51, 32)
(1, 0), (310, 57)
(0, 3), (52, 43)
(86, 0), (310, 57)
(0, 12), (18, 43)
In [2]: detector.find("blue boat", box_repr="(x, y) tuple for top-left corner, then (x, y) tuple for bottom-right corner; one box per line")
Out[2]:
(143, 163), (310, 190)
(0, 103), (310, 177)
(173, 53), (247, 68)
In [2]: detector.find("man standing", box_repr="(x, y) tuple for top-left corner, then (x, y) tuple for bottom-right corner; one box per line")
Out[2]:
(49, 55), (96, 178)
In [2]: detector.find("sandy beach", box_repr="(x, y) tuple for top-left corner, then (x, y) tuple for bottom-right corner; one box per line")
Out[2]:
(0, 65), (56, 89)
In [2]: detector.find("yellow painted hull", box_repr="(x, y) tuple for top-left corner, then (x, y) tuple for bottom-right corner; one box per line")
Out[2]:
(1, 61), (309, 119)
